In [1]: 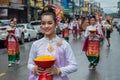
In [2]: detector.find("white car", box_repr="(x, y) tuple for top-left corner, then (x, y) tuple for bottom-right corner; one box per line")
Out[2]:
(0, 20), (10, 40)
(56, 23), (63, 35)
(117, 22), (120, 34)
(16, 23), (39, 42)
(29, 21), (44, 38)
(0, 20), (10, 46)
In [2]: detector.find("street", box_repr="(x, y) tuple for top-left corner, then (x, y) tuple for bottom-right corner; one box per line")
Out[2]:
(0, 28), (120, 80)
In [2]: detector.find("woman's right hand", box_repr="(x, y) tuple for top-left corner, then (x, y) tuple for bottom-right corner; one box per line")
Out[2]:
(32, 66), (44, 75)
(8, 33), (12, 37)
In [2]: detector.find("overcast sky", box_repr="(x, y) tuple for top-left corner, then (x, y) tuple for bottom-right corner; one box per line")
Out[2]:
(96, 0), (119, 13)
(74, 0), (119, 13)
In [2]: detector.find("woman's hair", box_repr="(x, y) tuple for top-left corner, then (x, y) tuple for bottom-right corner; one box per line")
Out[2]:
(89, 15), (96, 21)
(106, 20), (111, 25)
(10, 18), (14, 22)
(10, 18), (16, 25)
(40, 5), (57, 23)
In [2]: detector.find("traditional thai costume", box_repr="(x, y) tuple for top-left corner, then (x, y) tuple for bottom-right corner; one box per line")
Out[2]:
(81, 20), (89, 31)
(28, 36), (77, 80)
(62, 23), (69, 42)
(84, 24), (103, 42)
(82, 35), (100, 69)
(83, 27), (100, 69)
(77, 19), (82, 38)
(6, 27), (20, 65)
(71, 21), (78, 40)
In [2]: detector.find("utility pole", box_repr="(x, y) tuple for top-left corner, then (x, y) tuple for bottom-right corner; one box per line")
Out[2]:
(27, 0), (30, 22)
(43, 0), (45, 7)
(34, 0), (37, 20)
(79, 0), (81, 17)
(72, 0), (75, 17)
(118, 0), (120, 17)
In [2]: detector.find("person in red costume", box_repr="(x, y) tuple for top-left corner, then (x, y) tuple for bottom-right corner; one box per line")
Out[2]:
(83, 16), (101, 70)
(6, 18), (20, 67)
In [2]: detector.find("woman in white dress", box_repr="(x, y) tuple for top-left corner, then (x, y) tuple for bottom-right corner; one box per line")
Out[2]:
(27, 5), (77, 80)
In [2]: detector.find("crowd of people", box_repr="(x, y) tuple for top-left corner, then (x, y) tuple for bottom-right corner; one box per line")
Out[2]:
(59, 15), (113, 70)
(6, 5), (114, 80)
(59, 14), (113, 45)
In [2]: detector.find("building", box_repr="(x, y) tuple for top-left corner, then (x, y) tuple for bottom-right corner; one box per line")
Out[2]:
(0, 0), (44, 23)
(0, 0), (27, 23)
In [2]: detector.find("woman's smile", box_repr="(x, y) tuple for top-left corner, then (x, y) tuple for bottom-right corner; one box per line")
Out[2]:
(45, 28), (51, 32)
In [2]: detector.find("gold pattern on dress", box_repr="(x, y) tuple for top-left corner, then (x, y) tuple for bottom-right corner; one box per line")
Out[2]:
(56, 40), (62, 46)
(47, 44), (54, 53)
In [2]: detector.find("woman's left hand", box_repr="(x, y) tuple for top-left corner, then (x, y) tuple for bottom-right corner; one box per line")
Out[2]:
(10, 33), (14, 36)
(45, 67), (61, 76)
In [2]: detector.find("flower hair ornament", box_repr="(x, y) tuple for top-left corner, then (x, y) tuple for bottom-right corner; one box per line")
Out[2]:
(52, 5), (63, 24)
(44, 7), (48, 11)
(41, 5), (63, 24)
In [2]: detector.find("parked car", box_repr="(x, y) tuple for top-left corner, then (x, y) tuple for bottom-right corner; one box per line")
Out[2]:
(113, 21), (118, 28)
(29, 21), (44, 38)
(56, 23), (62, 35)
(113, 18), (120, 29)
(0, 20), (10, 46)
(16, 23), (38, 42)
(117, 22), (120, 34)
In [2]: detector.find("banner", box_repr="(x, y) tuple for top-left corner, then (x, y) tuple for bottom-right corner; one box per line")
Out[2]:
(81, 0), (84, 7)
(0, 9), (8, 16)
(10, 0), (22, 4)
(0, 0), (9, 5)
(62, 0), (68, 8)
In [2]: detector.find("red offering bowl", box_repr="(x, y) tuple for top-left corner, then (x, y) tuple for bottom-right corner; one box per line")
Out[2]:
(34, 56), (56, 80)
(34, 60), (56, 69)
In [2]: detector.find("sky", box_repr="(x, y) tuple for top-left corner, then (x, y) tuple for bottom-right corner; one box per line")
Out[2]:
(95, 0), (119, 13)
(74, 0), (119, 13)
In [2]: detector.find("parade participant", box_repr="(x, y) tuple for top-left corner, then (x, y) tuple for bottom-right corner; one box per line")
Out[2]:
(97, 18), (105, 42)
(103, 20), (113, 47)
(82, 27), (100, 70)
(100, 19), (105, 36)
(62, 20), (70, 42)
(71, 18), (78, 40)
(101, 16), (106, 25)
(80, 16), (86, 32)
(6, 18), (20, 67)
(84, 16), (103, 39)
(77, 18), (82, 38)
(27, 5), (77, 80)
(81, 18), (89, 32)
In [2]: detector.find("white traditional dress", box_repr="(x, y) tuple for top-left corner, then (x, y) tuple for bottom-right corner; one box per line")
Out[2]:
(27, 36), (77, 80)
(62, 23), (69, 42)
(84, 24), (103, 37)
(70, 20), (78, 39)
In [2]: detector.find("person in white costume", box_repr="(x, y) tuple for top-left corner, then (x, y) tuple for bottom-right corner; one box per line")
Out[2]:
(84, 16), (103, 38)
(27, 5), (77, 80)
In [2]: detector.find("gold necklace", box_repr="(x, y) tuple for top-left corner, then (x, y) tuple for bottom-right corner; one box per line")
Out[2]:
(47, 41), (54, 53)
